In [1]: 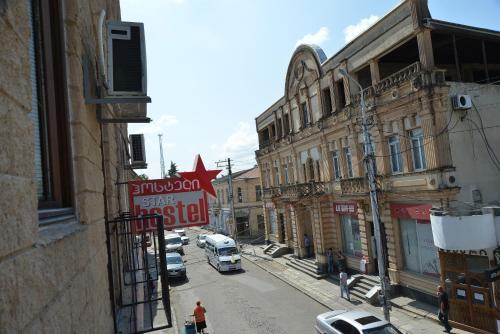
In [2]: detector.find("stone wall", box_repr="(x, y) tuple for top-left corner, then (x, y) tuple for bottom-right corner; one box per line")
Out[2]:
(0, 0), (127, 332)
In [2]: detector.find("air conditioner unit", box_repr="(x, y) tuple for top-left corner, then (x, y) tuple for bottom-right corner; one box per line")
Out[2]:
(107, 22), (147, 96)
(451, 94), (472, 110)
(129, 134), (147, 168)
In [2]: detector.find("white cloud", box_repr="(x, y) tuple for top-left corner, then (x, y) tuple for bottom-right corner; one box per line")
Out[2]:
(343, 15), (379, 43)
(214, 122), (258, 169)
(296, 27), (329, 47)
(135, 114), (179, 135)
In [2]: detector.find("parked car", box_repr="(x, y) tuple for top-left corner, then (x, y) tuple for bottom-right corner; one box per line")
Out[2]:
(165, 233), (184, 255)
(196, 234), (207, 248)
(315, 310), (402, 334)
(165, 252), (186, 280)
(173, 228), (185, 236)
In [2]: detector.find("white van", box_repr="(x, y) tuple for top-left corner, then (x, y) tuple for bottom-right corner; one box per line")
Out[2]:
(205, 234), (242, 272)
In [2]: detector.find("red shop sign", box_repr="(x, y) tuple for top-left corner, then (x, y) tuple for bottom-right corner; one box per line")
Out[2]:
(333, 202), (358, 216)
(390, 203), (432, 221)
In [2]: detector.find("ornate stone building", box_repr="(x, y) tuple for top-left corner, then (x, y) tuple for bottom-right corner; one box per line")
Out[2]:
(255, 0), (500, 327)
(0, 0), (146, 332)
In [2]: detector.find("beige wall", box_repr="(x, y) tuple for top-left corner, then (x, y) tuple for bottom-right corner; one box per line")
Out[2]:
(0, 0), (128, 332)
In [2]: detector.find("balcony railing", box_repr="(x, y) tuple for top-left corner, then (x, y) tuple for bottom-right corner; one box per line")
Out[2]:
(262, 187), (280, 200)
(280, 182), (325, 200)
(374, 61), (421, 94)
(350, 86), (375, 107)
(339, 177), (369, 195)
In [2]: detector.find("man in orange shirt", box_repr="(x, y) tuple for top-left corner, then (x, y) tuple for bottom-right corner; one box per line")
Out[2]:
(193, 301), (207, 333)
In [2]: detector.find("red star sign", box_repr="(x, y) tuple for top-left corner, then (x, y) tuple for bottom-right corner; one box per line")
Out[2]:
(179, 155), (222, 197)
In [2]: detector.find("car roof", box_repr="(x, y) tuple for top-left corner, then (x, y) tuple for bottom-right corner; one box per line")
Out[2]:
(173, 228), (185, 231)
(166, 233), (181, 238)
(166, 252), (182, 258)
(319, 310), (388, 330)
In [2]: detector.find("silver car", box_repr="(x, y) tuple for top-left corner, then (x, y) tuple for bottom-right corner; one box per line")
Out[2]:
(315, 310), (402, 334)
(196, 234), (207, 248)
(165, 252), (186, 280)
(165, 233), (184, 255)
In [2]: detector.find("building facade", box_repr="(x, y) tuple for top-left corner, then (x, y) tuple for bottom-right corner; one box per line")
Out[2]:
(255, 0), (500, 329)
(208, 167), (265, 239)
(0, 0), (145, 332)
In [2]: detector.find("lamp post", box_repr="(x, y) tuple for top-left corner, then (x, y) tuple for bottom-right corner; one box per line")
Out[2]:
(339, 68), (390, 321)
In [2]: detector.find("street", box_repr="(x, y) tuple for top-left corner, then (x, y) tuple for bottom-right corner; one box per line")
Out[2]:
(170, 229), (328, 334)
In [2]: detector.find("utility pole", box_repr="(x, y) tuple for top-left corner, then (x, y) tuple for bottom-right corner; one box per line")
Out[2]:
(216, 158), (236, 240)
(340, 69), (390, 321)
(158, 134), (166, 178)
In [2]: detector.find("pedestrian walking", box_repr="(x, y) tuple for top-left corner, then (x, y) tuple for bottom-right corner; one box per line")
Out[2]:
(304, 234), (311, 258)
(437, 286), (452, 333)
(340, 268), (350, 301)
(326, 248), (334, 275)
(193, 301), (207, 334)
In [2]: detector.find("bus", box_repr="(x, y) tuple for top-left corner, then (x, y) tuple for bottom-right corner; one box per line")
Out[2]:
(205, 234), (242, 272)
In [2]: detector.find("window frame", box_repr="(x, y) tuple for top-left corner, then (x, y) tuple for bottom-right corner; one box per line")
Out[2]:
(31, 0), (73, 211)
(410, 128), (426, 171)
(301, 102), (309, 128)
(344, 147), (353, 178)
(332, 150), (341, 180)
(388, 135), (403, 174)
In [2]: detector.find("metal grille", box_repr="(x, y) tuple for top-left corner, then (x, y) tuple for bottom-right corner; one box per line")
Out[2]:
(106, 213), (172, 333)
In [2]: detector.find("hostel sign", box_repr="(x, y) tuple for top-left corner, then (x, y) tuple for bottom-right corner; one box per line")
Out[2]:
(128, 155), (221, 233)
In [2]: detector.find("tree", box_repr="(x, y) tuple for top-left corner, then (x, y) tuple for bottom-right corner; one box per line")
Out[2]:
(167, 161), (178, 178)
(138, 173), (149, 180)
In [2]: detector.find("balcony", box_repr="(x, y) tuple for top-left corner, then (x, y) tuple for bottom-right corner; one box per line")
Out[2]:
(374, 61), (421, 95)
(280, 182), (325, 201)
(262, 187), (280, 200)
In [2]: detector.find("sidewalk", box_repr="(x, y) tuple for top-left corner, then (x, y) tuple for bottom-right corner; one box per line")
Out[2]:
(240, 244), (471, 334)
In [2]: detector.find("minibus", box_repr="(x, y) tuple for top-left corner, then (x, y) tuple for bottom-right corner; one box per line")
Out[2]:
(205, 234), (242, 272)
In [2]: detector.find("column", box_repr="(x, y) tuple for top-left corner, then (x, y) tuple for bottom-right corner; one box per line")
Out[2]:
(417, 29), (435, 71)
(397, 118), (411, 173)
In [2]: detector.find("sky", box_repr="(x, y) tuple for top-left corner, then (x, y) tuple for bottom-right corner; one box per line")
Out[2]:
(121, 0), (500, 179)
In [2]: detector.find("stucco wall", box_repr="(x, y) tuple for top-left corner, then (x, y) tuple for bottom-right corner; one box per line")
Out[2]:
(447, 82), (500, 207)
(0, 0), (125, 332)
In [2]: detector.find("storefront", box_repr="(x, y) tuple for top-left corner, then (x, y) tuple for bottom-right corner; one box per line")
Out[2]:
(335, 202), (363, 262)
(391, 203), (440, 279)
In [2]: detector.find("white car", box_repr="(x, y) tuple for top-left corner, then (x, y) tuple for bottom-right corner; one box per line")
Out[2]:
(165, 233), (184, 255)
(196, 234), (207, 247)
(315, 310), (402, 334)
(172, 228), (189, 244)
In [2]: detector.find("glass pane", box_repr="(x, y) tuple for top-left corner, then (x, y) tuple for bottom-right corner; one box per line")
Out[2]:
(400, 219), (420, 273)
(416, 222), (439, 277)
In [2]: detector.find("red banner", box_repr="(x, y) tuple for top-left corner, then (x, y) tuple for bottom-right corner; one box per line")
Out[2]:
(333, 202), (358, 216)
(390, 203), (432, 221)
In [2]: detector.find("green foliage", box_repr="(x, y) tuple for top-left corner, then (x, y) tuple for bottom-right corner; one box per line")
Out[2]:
(168, 161), (178, 178)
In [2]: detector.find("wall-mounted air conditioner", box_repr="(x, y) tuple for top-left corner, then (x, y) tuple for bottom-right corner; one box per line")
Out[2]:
(451, 94), (472, 110)
(107, 22), (147, 96)
(129, 134), (147, 169)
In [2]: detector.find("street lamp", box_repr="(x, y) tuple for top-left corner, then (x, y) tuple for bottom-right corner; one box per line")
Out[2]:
(339, 68), (391, 321)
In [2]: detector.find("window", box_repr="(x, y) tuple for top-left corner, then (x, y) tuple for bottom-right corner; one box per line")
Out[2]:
(315, 161), (321, 181)
(344, 147), (353, 178)
(332, 151), (341, 180)
(255, 185), (262, 201)
(301, 102), (309, 128)
(283, 165), (289, 185)
(388, 135), (403, 174)
(257, 214), (265, 231)
(274, 166), (280, 186)
(322, 88), (333, 115)
(30, 0), (72, 210)
(276, 118), (282, 138)
(307, 158), (315, 182)
(410, 128), (426, 171)
(237, 187), (242, 203)
(283, 114), (290, 134)
(400, 219), (439, 277)
(341, 216), (362, 257)
(336, 79), (346, 109)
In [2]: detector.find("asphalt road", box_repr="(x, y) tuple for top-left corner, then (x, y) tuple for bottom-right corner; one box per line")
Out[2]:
(170, 229), (328, 334)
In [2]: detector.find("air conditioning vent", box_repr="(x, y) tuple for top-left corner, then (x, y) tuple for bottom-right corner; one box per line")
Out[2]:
(451, 94), (472, 110)
(129, 134), (147, 168)
(107, 22), (147, 96)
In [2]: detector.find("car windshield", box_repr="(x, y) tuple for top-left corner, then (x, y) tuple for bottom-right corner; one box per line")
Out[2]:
(166, 237), (181, 244)
(218, 247), (238, 256)
(363, 324), (402, 334)
(199, 235), (206, 240)
(167, 256), (183, 264)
